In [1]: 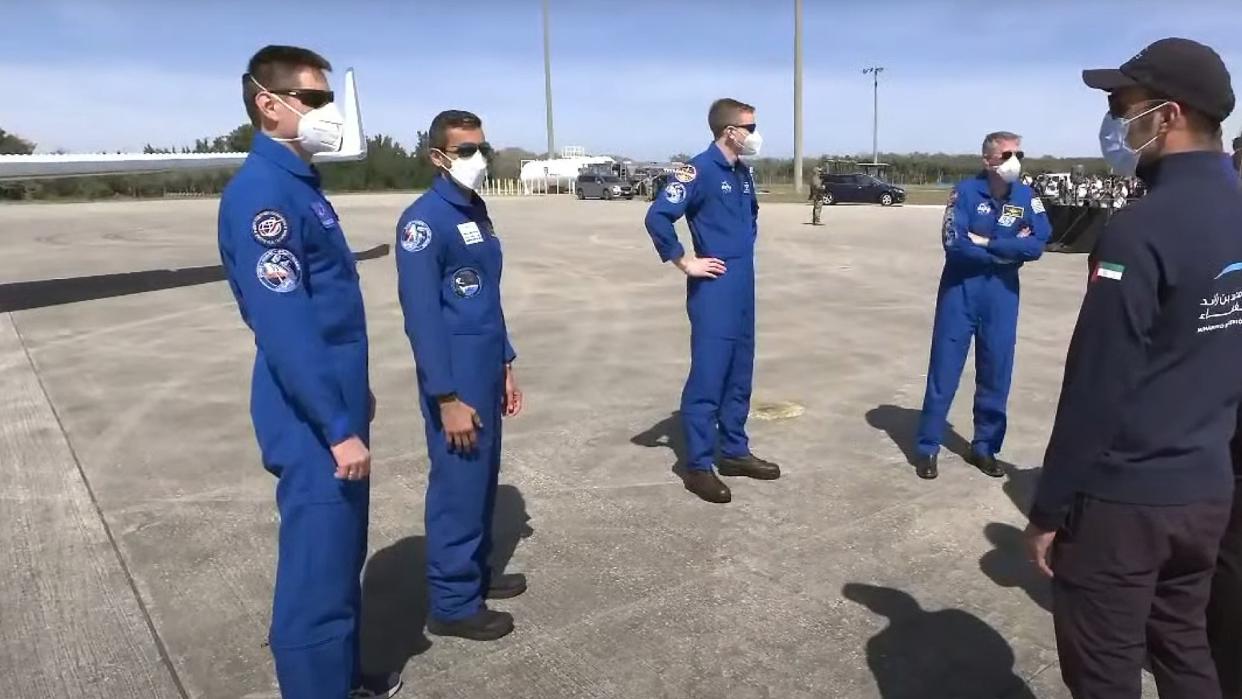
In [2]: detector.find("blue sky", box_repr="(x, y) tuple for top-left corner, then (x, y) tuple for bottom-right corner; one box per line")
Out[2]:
(5, 0), (1241, 159)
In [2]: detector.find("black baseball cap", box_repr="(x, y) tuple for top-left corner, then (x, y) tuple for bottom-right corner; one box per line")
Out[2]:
(1082, 37), (1235, 121)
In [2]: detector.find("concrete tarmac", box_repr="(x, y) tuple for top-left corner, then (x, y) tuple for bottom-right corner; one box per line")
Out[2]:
(0, 194), (1160, 698)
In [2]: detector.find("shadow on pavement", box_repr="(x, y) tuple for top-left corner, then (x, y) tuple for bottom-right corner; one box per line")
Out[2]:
(865, 404), (972, 467)
(0, 243), (390, 312)
(843, 582), (1037, 699)
(359, 483), (531, 675)
(632, 411), (693, 483)
(1000, 461), (1042, 516)
(978, 522), (1052, 613)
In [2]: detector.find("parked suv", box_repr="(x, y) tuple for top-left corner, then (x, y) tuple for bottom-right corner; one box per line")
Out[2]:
(820, 173), (905, 206)
(576, 173), (634, 200)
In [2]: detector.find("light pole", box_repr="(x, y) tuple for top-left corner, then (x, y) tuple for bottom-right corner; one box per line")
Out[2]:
(862, 66), (884, 164)
(542, 0), (555, 158)
(793, 0), (803, 194)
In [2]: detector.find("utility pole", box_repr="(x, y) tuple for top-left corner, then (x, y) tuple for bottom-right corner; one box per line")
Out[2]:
(542, 0), (555, 158)
(862, 66), (884, 164)
(793, 0), (803, 194)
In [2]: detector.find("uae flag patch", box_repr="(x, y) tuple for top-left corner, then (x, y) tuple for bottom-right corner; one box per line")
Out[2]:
(1094, 261), (1125, 281)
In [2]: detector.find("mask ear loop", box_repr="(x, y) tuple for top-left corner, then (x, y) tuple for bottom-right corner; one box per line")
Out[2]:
(249, 74), (307, 143)
(1126, 101), (1173, 154)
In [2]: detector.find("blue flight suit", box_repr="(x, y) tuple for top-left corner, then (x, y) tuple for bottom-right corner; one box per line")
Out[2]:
(395, 175), (516, 622)
(644, 144), (759, 471)
(915, 172), (1052, 459)
(217, 132), (371, 699)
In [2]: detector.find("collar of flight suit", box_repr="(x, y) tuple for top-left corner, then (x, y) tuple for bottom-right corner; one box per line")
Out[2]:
(971, 170), (1015, 201)
(706, 142), (746, 172)
(251, 131), (319, 183)
(431, 173), (485, 212)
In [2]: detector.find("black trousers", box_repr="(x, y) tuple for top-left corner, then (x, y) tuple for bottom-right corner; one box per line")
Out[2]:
(1052, 495), (1232, 699)
(1208, 477), (1242, 699)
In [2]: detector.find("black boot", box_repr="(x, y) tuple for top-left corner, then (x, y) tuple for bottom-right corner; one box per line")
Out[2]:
(426, 608), (514, 641)
(716, 453), (781, 480)
(682, 469), (731, 503)
(487, 573), (527, 600)
(916, 453), (939, 480)
(968, 451), (1004, 478)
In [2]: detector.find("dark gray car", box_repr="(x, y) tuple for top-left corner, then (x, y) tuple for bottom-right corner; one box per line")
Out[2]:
(576, 173), (634, 200)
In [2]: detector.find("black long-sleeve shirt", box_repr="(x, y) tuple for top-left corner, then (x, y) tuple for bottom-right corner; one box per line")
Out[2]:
(1030, 151), (1242, 531)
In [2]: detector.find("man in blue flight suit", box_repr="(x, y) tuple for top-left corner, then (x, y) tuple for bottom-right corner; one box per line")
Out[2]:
(913, 131), (1051, 480)
(644, 98), (781, 504)
(396, 110), (525, 641)
(217, 46), (400, 699)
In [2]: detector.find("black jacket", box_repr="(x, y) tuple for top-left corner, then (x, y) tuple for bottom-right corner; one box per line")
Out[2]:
(1031, 151), (1242, 530)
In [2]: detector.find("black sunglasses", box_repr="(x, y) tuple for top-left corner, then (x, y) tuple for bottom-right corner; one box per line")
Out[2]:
(1000, 150), (1025, 161)
(269, 88), (335, 109)
(730, 123), (757, 133)
(445, 142), (494, 158)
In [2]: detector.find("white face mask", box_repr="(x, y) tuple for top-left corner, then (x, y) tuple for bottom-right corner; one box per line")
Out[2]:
(251, 76), (345, 154)
(992, 154), (1022, 184)
(739, 129), (763, 157)
(437, 150), (488, 191)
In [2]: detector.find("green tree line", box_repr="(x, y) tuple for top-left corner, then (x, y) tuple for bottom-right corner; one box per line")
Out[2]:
(744, 152), (1111, 187)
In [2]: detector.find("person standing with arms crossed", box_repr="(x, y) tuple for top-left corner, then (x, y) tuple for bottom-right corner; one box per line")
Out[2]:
(1025, 38), (1242, 698)
(217, 45), (400, 698)
(395, 110), (525, 641)
(644, 98), (781, 504)
(913, 131), (1051, 480)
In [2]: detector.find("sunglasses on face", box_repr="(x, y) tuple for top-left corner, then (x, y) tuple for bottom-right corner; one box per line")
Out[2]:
(1107, 97), (1169, 120)
(986, 150), (1023, 163)
(729, 123), (757, 133)
(444, 142), (494, 158)
(268, 88), (335, 109)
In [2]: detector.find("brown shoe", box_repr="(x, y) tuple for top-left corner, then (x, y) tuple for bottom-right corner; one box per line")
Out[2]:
(716, 453), (781, 480)
(682, 469), (731, 503)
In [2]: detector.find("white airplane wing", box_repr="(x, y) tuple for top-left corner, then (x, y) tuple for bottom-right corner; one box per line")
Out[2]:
(0, 69), (367, 181)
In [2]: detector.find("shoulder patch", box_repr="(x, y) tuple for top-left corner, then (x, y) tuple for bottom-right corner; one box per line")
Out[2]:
(400, 219), (433, 253)
(255, 248), (302, 293)
(251, 210), (289, 246)
(1030, 197), (1046, 214)
(674, 165), (697, 183)
(664, 182), (687, 204)
(451, 268), (482, 298)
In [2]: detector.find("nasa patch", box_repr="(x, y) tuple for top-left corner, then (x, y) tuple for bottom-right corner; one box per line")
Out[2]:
(451, 268), (482, 298)
(310, 201), (337, 228)
(251, 210), (289, 246)
(401, 220), (433, 253)
(976, 202), (992, 215)
(255, 248), (302, 293)
(720, 180), (733, 194)
(664, 182), (686, 204)
(674, 165), (697, 183)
